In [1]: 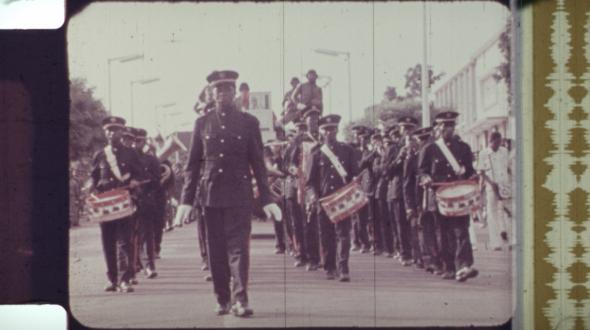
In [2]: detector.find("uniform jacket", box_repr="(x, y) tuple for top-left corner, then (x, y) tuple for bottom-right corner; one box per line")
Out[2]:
(180, 104), (271, 208)
(385, 141), (405, 201)
(372, 151), (388, 200)
(418, 137), (475, 183)
(358, 147), (377, 197)
(136, 152), (164, 210)
(91, 144), (141, 193)
(292, 82), (323, 111)
(307, 141), (358, 198)
(403, 149), (419, 213)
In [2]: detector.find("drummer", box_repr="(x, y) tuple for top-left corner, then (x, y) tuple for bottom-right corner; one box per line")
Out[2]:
(417, 111), (478, 282)
(91, 117), (142, 293)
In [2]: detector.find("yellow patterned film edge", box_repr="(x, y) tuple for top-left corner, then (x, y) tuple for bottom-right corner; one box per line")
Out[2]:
(535, 0), (590, 329)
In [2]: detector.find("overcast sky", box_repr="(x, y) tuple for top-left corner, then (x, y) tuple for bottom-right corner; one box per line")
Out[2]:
(68, 1), (510, 136)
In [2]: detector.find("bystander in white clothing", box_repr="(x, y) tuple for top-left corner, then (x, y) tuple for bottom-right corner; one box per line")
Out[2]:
(478, 133), (512, 251)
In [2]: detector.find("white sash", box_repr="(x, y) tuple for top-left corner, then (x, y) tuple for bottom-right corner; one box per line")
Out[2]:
(320, 144), (348, 182)
(434, 139), (464, 176)
(104, 146), (130, 182)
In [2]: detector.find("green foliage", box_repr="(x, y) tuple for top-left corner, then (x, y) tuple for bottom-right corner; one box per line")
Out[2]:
(70, 78), (108, 161)
(494, 17), (511, 105)
(404, 64), (445, 98)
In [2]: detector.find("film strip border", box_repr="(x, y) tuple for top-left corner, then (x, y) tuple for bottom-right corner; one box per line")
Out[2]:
(534, 0), (590, 329)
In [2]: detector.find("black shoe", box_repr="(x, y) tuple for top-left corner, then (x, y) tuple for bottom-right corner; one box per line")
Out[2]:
(350, 245), (361, 252)
(456, 267), (479, 282)
(214, 303), (231, 315)
(415, 261), (424, 269)
(441, 271), (455, 280)
(294, 260), (305, 268)
(104, 282), (117, 292)
(117, 281), (134, 293)
(425, 265), (435, 273)
(231, 302), (253, 317)
(130, 277), (139, 285)
(361, 246), (371, 254)
(339, 273), (350, 282)
(326, 270), (336, 280)
(201, 264), (209, 271)
(500, 231), (508, 242)
(204, 274), (213, 282)
(146, 268), (158, 279)
(275, 248), (285, 255)
(306, 263), (318, 271)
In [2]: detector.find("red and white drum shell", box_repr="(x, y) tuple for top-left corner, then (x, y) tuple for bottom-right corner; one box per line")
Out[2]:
(86, 188), (136, 223)
(434, 180), (481, 217)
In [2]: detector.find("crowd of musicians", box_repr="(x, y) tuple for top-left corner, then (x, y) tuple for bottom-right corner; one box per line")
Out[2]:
(85, 68), (514, 317)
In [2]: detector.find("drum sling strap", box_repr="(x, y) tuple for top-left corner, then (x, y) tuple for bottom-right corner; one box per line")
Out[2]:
(320, 144), (348, 184)
(105, 146), (130, 182)
(435, 139), (464, 177)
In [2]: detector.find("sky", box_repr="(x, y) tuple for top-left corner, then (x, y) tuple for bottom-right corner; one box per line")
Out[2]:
(67, 1), (510, 137)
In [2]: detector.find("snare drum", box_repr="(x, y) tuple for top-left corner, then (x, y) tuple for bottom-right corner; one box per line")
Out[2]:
(86, 188), (136, 223)
(435, 180), (481, 217)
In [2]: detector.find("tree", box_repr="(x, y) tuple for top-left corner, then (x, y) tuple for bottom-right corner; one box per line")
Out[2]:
(494, 17), (511, 105)
(403, 64), (445, 98)
(383, 86), (398, 102)
(69, 78), (108, 161)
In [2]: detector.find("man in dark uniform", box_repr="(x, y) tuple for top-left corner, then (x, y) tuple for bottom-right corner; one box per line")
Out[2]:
(402, 124), (425, 269)
(133, 128), (162, 279)
(291, 69), (323, 116)
(365, 132), (384, 255)
(307, 114), (358, 281)
(409, 127), (442, 274)
(91, 117), (141, 293)
(282, 117), (311, 268)
(385, 117), (417, 266)
(350, 125), (372, 253)
(281, 77), (300, 122)
(374, 126), (394, 258)
(285, 109), (322, 271)
(418, 111), (479, 282)
(176, 70), (282, 317)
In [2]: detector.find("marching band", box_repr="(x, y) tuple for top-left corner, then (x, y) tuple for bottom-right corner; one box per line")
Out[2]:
(84, 68), (511, 318)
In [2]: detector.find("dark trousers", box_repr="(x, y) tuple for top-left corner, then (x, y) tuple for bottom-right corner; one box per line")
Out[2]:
(194, 205), (208, 266)
(367, 197), (382, 251)
(138, 209), (158, 271)
(419, 211), (441, 269)
(100, 217), (133, 284)
(286, 198), (306, 261)
(390, 199), (411, 260)
(304, 204), (321, 265)
(273, 200), (287, 251)
(352, 204), (370, 249)
(319, 210), (352, 274)
(129, 215), (142, 276)
(154, 201), (168, 255)
(378, 198), (394, 254)
(438, 214), (473, 273)
(408, 212), (423, 263)
(204, 206), (252, 305)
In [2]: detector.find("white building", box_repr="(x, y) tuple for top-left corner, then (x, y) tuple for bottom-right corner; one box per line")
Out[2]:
(432, 29), (512, 153)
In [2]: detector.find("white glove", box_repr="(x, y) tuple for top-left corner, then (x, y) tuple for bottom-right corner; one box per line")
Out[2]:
(296, 103), (306, 111)
(174, 204), (193, 226)
(263, 203), (283, 222)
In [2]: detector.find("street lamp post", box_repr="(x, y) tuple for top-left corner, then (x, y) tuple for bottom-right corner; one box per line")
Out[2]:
(129, 77), (160, 126)
(318, 75), (333, 114)
(106, 53), (144, 115)
(314, 48), (352, 122)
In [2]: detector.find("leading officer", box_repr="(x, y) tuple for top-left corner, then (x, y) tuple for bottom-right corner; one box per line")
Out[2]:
(175, 70), (282, 317)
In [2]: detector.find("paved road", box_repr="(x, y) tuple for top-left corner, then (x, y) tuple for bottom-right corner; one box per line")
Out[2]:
(69, 220), (513, 328)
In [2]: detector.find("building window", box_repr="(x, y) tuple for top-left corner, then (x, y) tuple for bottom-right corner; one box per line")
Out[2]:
(481, 75), (498, 110)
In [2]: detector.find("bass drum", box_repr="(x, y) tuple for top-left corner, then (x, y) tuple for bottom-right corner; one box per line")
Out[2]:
(435, 180), (482, 217)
